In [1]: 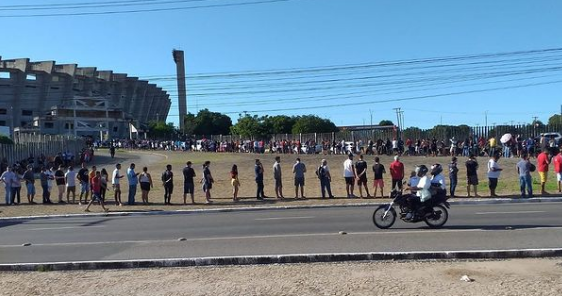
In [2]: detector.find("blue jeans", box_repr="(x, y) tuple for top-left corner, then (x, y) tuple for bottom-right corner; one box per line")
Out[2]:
(519, 175), (532, 197)
(128, 184), (137, 205)
(320, 178), (333, 198)
(4, 185), (12, 205)
(503, 145), (510, 158)
(450, 176), (457, 197)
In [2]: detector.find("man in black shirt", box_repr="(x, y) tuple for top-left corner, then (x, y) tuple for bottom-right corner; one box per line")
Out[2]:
(54, 165), (66, 204)
(465, 153), (479, 197)
(355, 155), (371, 198)
(77, 163), (90, 205)
(372, 157), (386, 198)
(162, 164), (174, 205)
(182, 161), (196, 204)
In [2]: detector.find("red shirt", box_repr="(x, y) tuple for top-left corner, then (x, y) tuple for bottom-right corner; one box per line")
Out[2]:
(390, 161), (404, 180)
(537, 152), (550, 172)
(554, 154), (562, 173)
(91, 175), (101, 193)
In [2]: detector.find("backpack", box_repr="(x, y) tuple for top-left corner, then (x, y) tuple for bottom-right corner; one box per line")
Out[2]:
(316, 166), (325, 179)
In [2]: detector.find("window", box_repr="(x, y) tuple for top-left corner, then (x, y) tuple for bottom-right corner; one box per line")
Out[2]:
(64, 123), (74, 129)
(113, 126), (118, 132)
(50, 86), (60, 90)
(20, 121), (27, 127)
(0, 109), (6, 115)
(0, 121), (6, 126)
(44, 122), (54, 129)
(26, 74), (36, 81)
(0, 72), (9, 79)
(51, 76), (60, 82)
(22, 110), (33, 116)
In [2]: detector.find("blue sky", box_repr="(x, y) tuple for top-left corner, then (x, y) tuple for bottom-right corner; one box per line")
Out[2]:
(1, 0), (561, 129)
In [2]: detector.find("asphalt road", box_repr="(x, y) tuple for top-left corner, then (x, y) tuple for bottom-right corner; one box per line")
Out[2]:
(1, 202), (562, 264)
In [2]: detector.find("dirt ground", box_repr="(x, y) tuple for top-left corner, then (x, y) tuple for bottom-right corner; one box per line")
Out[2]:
(1, 150), (560, 218)
(1, 258), (561, 296)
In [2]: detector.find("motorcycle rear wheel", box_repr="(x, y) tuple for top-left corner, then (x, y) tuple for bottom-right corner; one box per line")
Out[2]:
(373, 205), (397, 229)
(424, 205), (448, 228)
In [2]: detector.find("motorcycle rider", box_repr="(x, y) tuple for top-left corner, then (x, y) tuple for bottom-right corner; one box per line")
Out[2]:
(430, 163), (447, 196)
(406, 165), (432, 219)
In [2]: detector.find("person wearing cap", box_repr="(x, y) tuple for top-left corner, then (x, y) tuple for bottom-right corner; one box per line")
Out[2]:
(112, 163), (124, 206)
(343, 153), (356, 198)
(183, 161), (196, 204)
(390, 155), (405, 192)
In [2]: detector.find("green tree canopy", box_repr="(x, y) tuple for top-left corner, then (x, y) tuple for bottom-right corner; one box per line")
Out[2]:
(291, 115), (338, 134)
(262, 115), (296, 134)
(379, 120), (394, 126)
(548, 114), (562, 126)
(230, 115), (268, 139)
(147, 121), (175, 139)
(0, 135), (14, 144)
(183, 109), (233, 136)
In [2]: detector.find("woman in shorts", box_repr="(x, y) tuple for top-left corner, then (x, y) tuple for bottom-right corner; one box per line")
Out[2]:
(201, 161), (214, 204)
(231, 164), (240, 202)
(139, 167), (153, 205)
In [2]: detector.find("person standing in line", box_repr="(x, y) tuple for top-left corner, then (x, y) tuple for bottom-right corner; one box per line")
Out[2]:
(372, 157), (386, 198)
(65, 166), (77, 204)
(99, 168), (109, 202)
(273, 156), (284, 199)
(554, 150), (562, 193)
(487, 153), (503, 197)
(162, 164), (174, 205)
(182, 161), (196, 204)
(77, 163), (89, 205)
(465, 153), (479, 197)
(255, 159), (266, 200)
(139, 166), (153, 205)
(54, 165), (66, 204)
(23, 165), (36, 204)
(343, 153), (356, 198)
(127, 163), (139, 205)
(0, 166), (15, 205)
(47, 166), (55, 196)
(516, 153), (533, 198)
(355, 154), (371, 198)
(318, 159), (334, 199)
(448, 157), (459, 197)
(202, 161), (214, 204)
(231, 164), (240, 202)
(292, 158), (307, 199)
(537, 148), (551, 195)
(40, 167), (53, 204)
(11, 168), (22, 205)
(112, 163), (124, 206)
(390, 156), (405, 192)
(84, 171), (109, 213)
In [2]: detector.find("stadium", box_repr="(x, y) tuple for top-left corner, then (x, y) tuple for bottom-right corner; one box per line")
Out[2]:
(0, 57), (170, 139)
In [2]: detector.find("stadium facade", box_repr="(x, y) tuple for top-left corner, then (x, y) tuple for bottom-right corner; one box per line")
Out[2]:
(0, 56), (171, 139)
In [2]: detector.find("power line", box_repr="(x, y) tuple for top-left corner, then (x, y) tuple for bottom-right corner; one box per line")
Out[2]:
(0, 0), (210, 11)
(0, 0), (290, 18)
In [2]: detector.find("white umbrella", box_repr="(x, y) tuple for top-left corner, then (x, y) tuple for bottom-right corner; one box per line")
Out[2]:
(500, 133), (512, 144)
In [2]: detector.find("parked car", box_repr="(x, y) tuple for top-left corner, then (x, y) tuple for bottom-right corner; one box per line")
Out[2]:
(540, 132), (562, 146)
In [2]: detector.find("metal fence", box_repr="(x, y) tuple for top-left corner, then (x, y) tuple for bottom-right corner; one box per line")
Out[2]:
(0, 134), (84, 165)
(195, 124), (562, 144)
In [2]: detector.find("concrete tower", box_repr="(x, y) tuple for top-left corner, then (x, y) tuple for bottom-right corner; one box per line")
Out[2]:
(172, 49), (187, 133)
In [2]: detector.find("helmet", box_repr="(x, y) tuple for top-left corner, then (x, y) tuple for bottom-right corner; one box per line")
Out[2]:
(415, 165), (428, 177)
(431, 164), (443, 176)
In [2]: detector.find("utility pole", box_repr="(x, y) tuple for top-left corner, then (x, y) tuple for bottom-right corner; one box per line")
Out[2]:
(485, 110), (488, 127)
(393, 107), (402, 140)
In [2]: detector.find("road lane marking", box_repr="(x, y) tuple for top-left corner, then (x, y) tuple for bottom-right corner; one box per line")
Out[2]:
(475, 211), (546, 215)
(255, 216), (315, 221)
(27, 226), (106, 231)
(4, 226), (562, 248)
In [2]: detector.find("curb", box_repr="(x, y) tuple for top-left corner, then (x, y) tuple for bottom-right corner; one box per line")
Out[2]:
(1, 248), (562, 271)
(1, 196), (562, 222)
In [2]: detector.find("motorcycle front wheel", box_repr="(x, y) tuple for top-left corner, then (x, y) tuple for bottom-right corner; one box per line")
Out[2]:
(424, 205), (448, 228)
(373, 205), (397, 229)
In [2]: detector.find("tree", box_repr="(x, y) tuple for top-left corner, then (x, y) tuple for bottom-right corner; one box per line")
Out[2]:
(230, 114), (268, 139)
(147, 121), (175, 139)
(183, 109), (232, 136)
(0, 135), (13, 144)
(262, 115), (296, 134)
(291, 115), (338, 134)
(548, 114), (562, 126)
(379, 120), (394, 126)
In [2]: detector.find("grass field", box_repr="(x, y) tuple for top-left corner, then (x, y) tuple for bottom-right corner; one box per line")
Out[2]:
(0, 150), (560, 217)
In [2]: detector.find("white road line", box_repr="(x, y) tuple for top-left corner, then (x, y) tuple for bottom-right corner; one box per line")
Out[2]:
(255, 216), (315, 221)
(475, 211), (546, 215)
(27, 226), (106, 231)
(4, 226), (562, 248)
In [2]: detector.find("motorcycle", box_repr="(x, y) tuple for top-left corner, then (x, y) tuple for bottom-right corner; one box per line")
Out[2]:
(372, 187), (451, 229)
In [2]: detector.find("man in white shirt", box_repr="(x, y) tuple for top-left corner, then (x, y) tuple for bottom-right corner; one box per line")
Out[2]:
(65, 166), (77, 203)
(406, 165), (432, 220)
(343, 153), (356, 198)
(112, 163), (124, 206)
(487, 153), (503, 197)
(1, 167), (16, 205)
